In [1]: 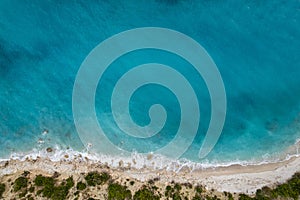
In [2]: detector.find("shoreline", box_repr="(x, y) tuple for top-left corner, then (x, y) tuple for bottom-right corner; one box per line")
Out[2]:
(1, 153), (299, 195)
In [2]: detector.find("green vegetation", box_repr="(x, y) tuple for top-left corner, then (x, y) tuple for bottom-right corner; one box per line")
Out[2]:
(192, 195), (203, 200)
(164, 183), (182, 199)
(18, 189), (28, 198)
(34, 174), (55, 187)
(272, 172), (300, 199)
(165, 185), (172, 196)
(0, 183), (5, 198)
(238, 172), (300, 200)
(239, 194), (253, 200)
(108, 182), (132, 200)
(192, 185), (206, 200)
(195, 185), (204, 194)
(34, 175), (74, 200)
(174, 183), (182, 191)
(51, 185), (69, 200)
(14, 176), (28, 191)
(29, 186), (35, 193)
(133, 186), (160, 200)
(85, 171), (111, 186)
(34, 175), (55, 198)
(2, 170), (300, 199)
(172, 192), (182, 200)
(76, 181), (87, 190)
(255, 187), (272, 200)
(228, 192), (234, 200)
(65, 176), (74, 189)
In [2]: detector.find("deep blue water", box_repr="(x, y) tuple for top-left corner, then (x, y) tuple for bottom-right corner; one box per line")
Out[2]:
(0, 0), (300, 165)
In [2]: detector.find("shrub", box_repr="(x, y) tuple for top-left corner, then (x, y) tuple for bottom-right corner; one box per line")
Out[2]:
(65, 177), (74, 189)
(192, 195), (202, 200)
(287, 172), (300, 196)
(85, 171), (111, 186)
(34, 175), (55, 187)
(172, 192), (182, 200)
(51, 185), (69, 200)
(34, 174), (73, 200)
(14, 177), (28, 191)
(165, 185), (173, 197)
(42, 183), (55, 198)
(29, 186), (35, 193)
(34, 175), (54, 198)
(228, 192), (234, 200)
(255, 188), (271, 200)
(76, 181), (87, 190)
(0, 183), (5, 198)
(134, 186), (160, 200)
(273, 183), (297, 199)
(165, 184), (182, 199)
(18, 189), (28, 198)
(108, 183), (132, 200)
(195, 185), (204, 194)
(174, 183), (182, 191)
(238, 194), (253, 200)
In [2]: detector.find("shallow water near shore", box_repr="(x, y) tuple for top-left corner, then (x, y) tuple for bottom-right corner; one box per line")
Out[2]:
(0, 0), (300, 167)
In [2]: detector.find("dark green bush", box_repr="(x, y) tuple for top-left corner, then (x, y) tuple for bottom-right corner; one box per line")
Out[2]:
(76, 181), (87, 190)
(28, 196), (34, 200)
(255, 188), (271, 200)
(174, 183), (182, 191)
(18, 189), (28, 198)
(264, 173), (300, 200)
(238, 194), (253, 200)
(287, 172), (300, 196)
(273, 183), (297, 199)
(37, 189), (43, 195)
(172, 192), (182, 200)
(108, 183), (132, 200)
(29, 186), (35, 193)
(195, 185), (204, 194)
(0, 183), (5, 198)
(34, 175), (55, 198)
(14, 177), (28, 191)
(34, 175), (55, 187)
(165, 185), (173, 197)
(51, 185), (69, 200)
(42, 183), (55, 198)
(85, 171), (111, 186)
(192, 195), (203, 200)
(228, 192), (234, 200)
(34, 174), (73, 200)
(134, 186), (159, 200)
(65, 177), (74, 189)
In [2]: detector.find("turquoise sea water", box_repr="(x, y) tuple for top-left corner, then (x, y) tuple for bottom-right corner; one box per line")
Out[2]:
(0, 0), (300, 166)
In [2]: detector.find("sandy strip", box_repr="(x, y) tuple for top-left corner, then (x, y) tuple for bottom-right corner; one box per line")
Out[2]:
(0, 155), (299, 195)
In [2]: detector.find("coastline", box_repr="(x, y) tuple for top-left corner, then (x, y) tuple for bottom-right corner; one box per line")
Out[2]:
(1, 153), (299, 196)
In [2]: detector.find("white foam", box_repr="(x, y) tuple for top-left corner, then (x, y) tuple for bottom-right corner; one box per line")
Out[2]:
(1, 139), (300, 172)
